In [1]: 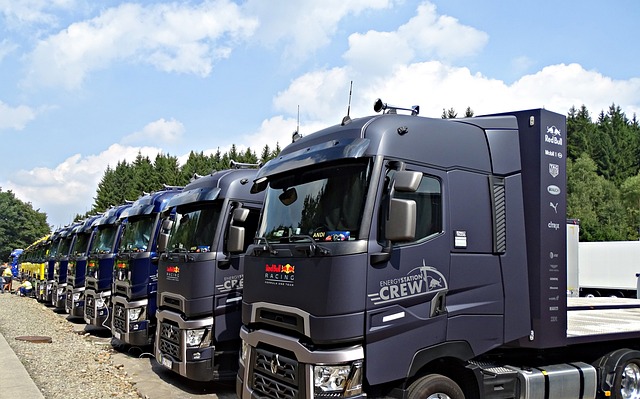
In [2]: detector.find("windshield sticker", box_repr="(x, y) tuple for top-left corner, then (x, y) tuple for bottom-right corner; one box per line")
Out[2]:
(312, 231), (350, 241)
(368, 263), (447, 305)
(190, 245), (211, 253)
(216, 274), (243, 293)
(264, 263), (295, 287)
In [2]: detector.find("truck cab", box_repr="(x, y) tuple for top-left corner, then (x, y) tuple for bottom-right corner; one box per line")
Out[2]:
(154, 166), (264, 382)
(84, 203), (132, 329)
(111, 186), (182, 347)
(65, 215), (101, 317)
(238, 102), (640, 399)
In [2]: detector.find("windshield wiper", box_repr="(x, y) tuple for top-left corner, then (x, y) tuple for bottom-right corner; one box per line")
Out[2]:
(289, 234), (331, 257)
(253, 236), (278, 256)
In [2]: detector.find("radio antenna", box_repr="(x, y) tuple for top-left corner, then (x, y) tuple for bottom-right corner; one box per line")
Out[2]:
(292, 105), (302, 142)
(342, 81), (353, 125)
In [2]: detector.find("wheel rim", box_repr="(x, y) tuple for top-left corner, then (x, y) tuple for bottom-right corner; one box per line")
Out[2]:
(426, 394), (452, 399)
(621, 362), (640, 399)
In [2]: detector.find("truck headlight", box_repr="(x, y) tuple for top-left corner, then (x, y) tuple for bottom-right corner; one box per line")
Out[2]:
(314, 361), (363, 397)
(185, 328), (210, 348)
(95, 298), (105, 308)
(128, 307), (144, 321)
(57, 288), (64, 295)
(73, 293), (81, 301)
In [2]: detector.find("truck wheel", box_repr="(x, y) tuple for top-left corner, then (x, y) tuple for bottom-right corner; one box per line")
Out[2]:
(408, 374), (465, 399)
(616, 359), (640, 399)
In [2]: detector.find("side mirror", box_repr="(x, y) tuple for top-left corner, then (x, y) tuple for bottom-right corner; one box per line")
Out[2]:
(233, 208), (249, 223)
(393, 171), (421, 192)
(386, 198), (416, 242)
(227, 226), (245, 253)
(157, 233), (169, 253)
(162, 219), (174, 231)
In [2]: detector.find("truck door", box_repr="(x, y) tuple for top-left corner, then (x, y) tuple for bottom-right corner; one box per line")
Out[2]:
(365, 164), (450, 385)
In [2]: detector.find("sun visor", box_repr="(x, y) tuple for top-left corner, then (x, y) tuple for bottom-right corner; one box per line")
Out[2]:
(167, 187), (222, 208)
(251, 137), (370, 193)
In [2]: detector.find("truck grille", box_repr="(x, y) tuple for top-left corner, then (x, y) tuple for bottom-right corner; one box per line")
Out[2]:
(159, 321), (181, 361)
(251, 348), (300, 399)
(113, 303), (126, 333)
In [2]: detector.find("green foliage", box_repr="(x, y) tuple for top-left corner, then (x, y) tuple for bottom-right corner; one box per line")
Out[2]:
(89, 145), (278, 217)
(0, 188), (50, 260)
(566, 104), (640, 241)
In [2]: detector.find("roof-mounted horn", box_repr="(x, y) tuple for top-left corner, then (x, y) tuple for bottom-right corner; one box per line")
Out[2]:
(373, 98), (419, 116)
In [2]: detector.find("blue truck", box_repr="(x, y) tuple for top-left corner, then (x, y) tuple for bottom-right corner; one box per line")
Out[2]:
(154, 166), (264, 381)
(111, 186), (182, 347)
(65, 215), (102, 318)
(84, 203), (132, 329)
(238, 101), (640, 399)
(41, 227), (66, 303)
(51, 222), (82, 310)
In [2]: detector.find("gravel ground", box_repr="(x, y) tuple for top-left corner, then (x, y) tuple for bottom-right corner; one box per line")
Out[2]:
(0, 291), (141, 399)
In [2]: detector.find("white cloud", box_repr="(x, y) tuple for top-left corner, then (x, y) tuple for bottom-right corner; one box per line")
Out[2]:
(4, 143), (164, 227)
(244, 0), (394, 61)
(122, 118), (185, 145)
(344, 1), (488, 74)
(0, 39), (18, 62)
(0, 0), (74, 28)
(268, 61), (640, 135)
(0, 101), (37, 130)
(23, 0), (258, 89)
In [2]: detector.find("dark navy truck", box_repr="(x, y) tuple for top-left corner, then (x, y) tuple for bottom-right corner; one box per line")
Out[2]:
(154, 166), (264, 382)
(41, 227), (65, 303)
(111, 186), (182, 347)
(51, 221), (82, 310)
(238, 101), (640, 399)
(84, 203), (132, 329)
(65, 215), (102, 318)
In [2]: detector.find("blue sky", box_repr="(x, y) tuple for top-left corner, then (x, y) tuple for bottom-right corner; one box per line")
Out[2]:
(1, 0), (638, 228)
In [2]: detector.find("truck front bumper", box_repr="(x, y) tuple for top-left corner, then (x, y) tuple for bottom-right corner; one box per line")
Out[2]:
(111, 296), (152, 347)
(238, 327), (364, 399)
(155, 309), (233, 382)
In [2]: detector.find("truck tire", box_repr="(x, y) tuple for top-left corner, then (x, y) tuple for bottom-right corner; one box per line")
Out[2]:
(408, 374), (465, 399)
(615, 358), (640, 399)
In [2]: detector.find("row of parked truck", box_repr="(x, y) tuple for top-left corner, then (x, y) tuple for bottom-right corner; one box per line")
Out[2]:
(16, 101), (640, 398)
(20, 163), (263, 384)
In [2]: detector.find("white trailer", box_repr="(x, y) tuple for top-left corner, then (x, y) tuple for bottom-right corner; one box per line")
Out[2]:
(567, 223), (640, 298)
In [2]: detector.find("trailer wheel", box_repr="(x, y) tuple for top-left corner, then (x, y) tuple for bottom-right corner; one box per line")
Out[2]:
(408, 374), (465, 399)
(616, 359), (640, 399)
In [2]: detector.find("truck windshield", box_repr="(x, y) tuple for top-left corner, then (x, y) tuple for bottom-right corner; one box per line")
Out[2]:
(73, 233), (91, 257)
(59, 236), (73, 256)
(167, 204), (221, 253)
(258, 160), (371, 243)
(92, 225), (118, 254)
(49, 240), (61, 257)
(119, 216), (154, 253)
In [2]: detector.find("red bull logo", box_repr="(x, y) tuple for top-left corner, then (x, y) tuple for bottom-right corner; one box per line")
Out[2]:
(166, 266), (180, 273)
(166, 265), (180, 282)
(264, 263), (295, 287)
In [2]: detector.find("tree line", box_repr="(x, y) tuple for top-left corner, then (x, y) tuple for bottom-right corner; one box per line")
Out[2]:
(88, 144), (280, 217)
(2, 104), (639, 260)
